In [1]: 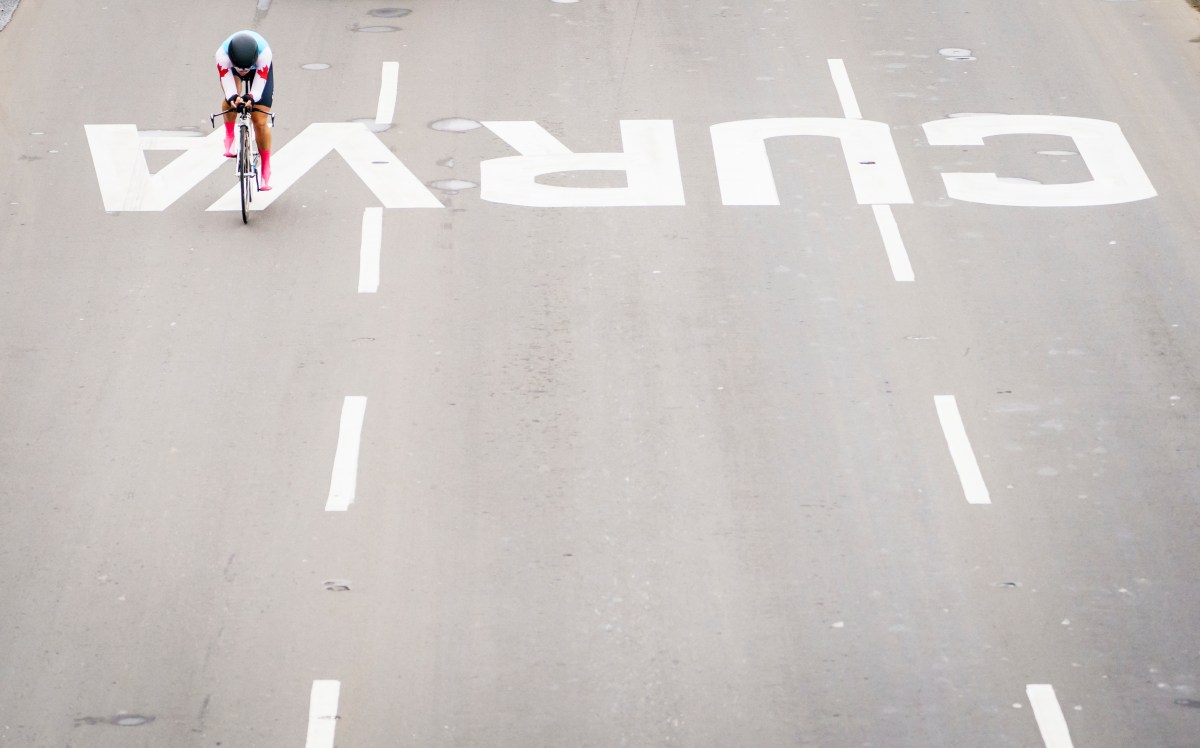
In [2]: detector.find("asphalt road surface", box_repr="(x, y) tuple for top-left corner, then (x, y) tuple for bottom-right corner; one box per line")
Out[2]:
(2, 1), (1200, 746)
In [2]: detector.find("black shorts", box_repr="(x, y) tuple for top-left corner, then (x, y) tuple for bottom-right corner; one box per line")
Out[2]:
(237, 66), (275, 108)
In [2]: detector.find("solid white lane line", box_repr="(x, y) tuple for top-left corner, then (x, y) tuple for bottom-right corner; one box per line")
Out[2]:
(326, 397), (367, 511)
(1027, 684), (1075, 748)
(872, 205), (915, 282)
(828, 59), (915, 282)
(305, 680), (341, 748)
(827, 59), (863, 120)
(375, 61), (400, 126)
(358, 207), (383, 293)
(934, 395), (991, 504)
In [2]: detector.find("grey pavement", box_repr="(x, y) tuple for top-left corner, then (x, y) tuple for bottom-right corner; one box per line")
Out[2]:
(1, 1), (1199, 746)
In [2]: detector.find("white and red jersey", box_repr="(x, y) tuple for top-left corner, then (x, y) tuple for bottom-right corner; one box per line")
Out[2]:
(215, 31), (272, 101)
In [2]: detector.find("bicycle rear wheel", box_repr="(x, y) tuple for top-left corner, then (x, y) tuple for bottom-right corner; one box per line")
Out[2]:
(239, 125), (251, 224)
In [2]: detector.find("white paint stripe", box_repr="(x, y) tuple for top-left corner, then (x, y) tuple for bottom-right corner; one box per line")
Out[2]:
(375, 61), (399, 125)
(934, 395), (991, 504)
(827, 59), (862, 120)
(829, 59), (915, 281)
(305, 680), (341, 748)
(358, 207), (383, 293)
(872, 205), (915, 282)
(326, 396), (367, 511)
(1027, 684), (1075, 748)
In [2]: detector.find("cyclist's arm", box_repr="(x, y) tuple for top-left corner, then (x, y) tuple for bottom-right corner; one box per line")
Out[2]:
(247, 46), (273, 103)
(215, 48), (239, 101)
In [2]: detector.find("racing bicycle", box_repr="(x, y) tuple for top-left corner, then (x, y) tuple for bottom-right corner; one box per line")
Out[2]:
(209, 102), (274, 224)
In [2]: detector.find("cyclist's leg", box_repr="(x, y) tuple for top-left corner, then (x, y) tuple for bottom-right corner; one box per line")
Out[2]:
(251, 67), (275, 189)
(220, 92), (236, 157)
(251, 107), (272, 153)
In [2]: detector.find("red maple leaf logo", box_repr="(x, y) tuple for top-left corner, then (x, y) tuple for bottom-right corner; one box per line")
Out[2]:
(257, 65), (269, 79)
(217, 65), (230, 77)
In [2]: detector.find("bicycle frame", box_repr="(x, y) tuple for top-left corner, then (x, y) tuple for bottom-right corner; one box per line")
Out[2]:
(209, 101), (275, 222)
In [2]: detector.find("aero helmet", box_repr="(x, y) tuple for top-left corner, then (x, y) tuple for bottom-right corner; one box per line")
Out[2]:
(228, 32), (259, 69)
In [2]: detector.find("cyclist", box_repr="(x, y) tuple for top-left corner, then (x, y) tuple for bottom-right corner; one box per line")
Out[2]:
(216, 30), (274, 190)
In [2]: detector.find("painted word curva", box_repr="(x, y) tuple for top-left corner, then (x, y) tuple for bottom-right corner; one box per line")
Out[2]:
(84, 115), (1156, 212)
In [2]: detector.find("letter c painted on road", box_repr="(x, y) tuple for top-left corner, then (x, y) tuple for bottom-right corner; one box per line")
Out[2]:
(923, 115), (1156, 207)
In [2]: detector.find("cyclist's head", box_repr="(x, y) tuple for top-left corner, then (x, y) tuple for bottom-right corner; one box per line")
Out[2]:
(228, 32), (258, 69)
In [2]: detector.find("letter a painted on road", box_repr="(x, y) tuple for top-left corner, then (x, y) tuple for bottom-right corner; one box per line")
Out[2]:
(85, 126), (228, 212)
(480, 121), (686, 207)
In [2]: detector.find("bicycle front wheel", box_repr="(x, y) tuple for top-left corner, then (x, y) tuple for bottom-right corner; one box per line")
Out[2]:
(239, 125), (251, 224)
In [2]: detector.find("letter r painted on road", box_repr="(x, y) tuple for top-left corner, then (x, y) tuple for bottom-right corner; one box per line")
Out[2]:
(710, 118), (914, 206)
(479, 121), (686, 207)
(84, 123), (441, 212)
(922, 115), (1157, 207)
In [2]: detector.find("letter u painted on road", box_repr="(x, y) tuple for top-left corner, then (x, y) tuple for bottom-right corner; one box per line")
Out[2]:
(710, 118), (914, 206)
(922, 115), (1157, 207)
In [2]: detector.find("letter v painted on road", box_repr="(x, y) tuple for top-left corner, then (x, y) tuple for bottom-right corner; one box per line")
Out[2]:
(209, 123), (442, 211)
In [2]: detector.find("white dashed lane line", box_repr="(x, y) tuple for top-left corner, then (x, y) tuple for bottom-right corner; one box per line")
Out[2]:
(827, 58), (915, 282)
(1027, 684), (1076, 748)
(375, 61), (399, 126)
(933, 395), (991, 504)
(358, 207), (383, 293)
(305, 680), (341, 748)
(326, 396), (367, 512)
(870, 204), (914, 283)
(826, 58), (863, 120)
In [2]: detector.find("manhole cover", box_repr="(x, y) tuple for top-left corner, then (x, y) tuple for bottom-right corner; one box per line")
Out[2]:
(430, 118), (482, 133)
(430, 179), (479, 192)
(938, 47), (976, 61)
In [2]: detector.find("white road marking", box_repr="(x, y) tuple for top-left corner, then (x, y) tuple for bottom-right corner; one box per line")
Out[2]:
(827, 59), (915, 282)
(710, 119), (912, 206)
(872, 205), (915, 282)
(358, 207), (383, 293)
(827, 59), (862, 120)
(326, 397), (367, 511)
(1027, 684), (1075, 748)
(87, 124), (443, 213)
(207, 123), (443, 212)
(85, 126), (228, 212)
(375, 61), (400, 126)
(305, 680), (341, 748)
(481, 120), (685, 207)
(934, 395), (991, 504)
(924, 115), (1156, 206)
